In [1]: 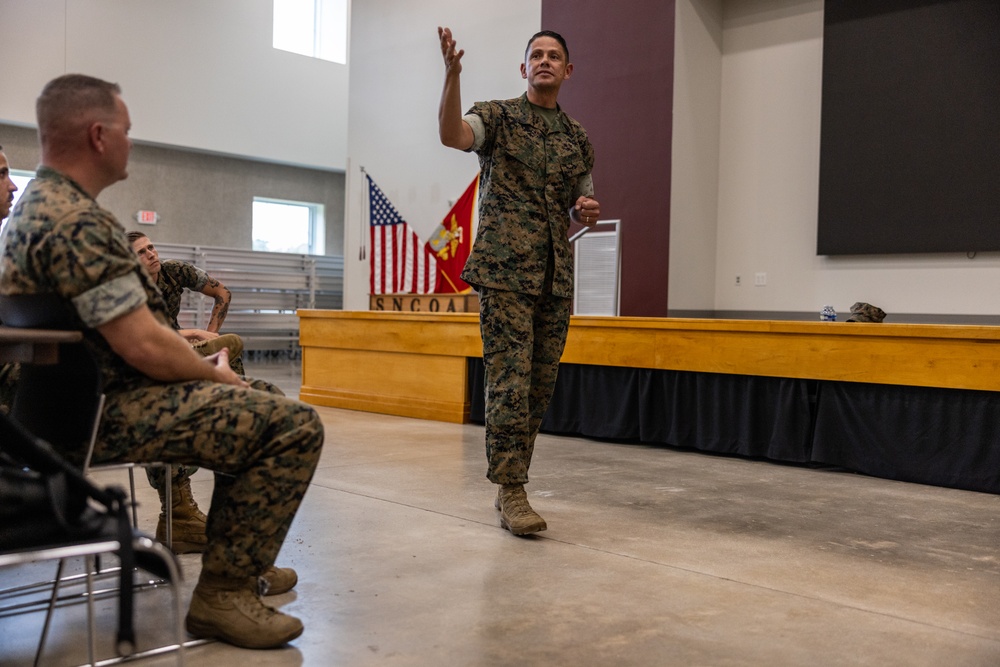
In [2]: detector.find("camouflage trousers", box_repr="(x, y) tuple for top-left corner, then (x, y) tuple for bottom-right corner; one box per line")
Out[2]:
(97, 380), (324, 579)
(143, 375), (284, 492)
(478, 287), (571, 485)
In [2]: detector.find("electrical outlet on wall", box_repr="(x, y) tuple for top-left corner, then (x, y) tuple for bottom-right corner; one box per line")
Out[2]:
(754, 272), (767, 286)
(735, 275), (742, 286)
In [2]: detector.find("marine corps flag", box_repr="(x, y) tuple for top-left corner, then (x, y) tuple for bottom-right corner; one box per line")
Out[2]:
(426, 175), (478, 293)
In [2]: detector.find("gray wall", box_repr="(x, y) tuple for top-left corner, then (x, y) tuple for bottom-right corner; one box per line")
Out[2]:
(1, 123), (344, 255)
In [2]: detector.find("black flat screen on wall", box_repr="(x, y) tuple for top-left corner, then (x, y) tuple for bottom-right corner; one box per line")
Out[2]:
(817, 0), (1000, 255)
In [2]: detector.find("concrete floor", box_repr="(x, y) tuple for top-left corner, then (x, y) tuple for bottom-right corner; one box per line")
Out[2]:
(2, 360), (1000, 666)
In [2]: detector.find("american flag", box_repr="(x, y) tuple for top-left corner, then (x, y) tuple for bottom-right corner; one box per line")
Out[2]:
(367, 174), (437, 295)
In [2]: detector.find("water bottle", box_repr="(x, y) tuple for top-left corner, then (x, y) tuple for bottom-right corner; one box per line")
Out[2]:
(820, 305), (837, 322)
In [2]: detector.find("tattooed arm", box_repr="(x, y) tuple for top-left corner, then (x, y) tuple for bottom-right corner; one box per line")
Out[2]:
(199, 275), (232, 333)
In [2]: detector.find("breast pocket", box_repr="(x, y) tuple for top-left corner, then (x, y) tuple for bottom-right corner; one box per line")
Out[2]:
(500, 136), (544, 175)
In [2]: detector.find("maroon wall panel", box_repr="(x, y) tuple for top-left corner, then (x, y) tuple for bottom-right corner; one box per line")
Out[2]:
(542, 0), (675, 317)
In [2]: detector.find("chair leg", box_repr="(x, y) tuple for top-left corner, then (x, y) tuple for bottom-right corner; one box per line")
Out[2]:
(33, 556), (103, 667)
(161, 538), (186, 667)
(33, 558), (66, 667)
(133, 536), (188, 666)
(126, 467), (139, 529)
(85, 555), (98, 666)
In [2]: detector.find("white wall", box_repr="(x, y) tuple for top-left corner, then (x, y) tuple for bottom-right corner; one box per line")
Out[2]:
(715, 0), (825, 311)
(0, 0), (348, 171)
(712, 0), (1000, 318)
(670, 0), (723, 312)
(343, 0), (540, 309)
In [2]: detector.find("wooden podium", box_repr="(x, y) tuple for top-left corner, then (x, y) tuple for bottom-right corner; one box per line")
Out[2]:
(300, 311), (481, 423)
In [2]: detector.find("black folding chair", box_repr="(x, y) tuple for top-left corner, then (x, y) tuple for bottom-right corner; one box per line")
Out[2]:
(0, 294), (177, 545)
(0, 414), (186, 666)
(0, 294), (187, 665)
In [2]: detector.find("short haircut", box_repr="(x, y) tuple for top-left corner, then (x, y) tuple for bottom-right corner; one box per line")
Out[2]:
(125, 231), (150, 244)
(36, 74), (122, 145)
(525, 30), (569, 62)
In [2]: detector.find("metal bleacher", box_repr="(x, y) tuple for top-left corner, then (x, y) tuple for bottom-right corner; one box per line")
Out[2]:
(155, 243), (343, 356)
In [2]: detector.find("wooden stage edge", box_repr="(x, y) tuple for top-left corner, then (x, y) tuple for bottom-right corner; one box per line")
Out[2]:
(297, 310), (1000, 423)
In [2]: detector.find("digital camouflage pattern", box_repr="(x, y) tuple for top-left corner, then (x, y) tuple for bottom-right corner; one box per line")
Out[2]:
(158, 259), (210, 328)
(103, 376), (320, 577)
(479, 286), (571, 484)
(461, 94), (594, 299)
(1, 167), (171, 394)
(846, 302), (887, 323)
(0, 166), (323, 579)
(144, 375), (284, 492)
(147, 261), (249, 491)
(462, 95), (593, 485)
(157, 260), (246, 376)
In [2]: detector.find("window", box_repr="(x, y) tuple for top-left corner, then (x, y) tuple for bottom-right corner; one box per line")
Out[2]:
(273, 0), (348, 64)
(252, 197), (325, 255)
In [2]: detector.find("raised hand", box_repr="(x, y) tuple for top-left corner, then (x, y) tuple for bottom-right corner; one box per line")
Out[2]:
(438, 26), (464, 75)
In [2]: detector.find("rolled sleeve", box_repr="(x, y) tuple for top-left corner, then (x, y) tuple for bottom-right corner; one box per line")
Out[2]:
(72, 272), (147, 328)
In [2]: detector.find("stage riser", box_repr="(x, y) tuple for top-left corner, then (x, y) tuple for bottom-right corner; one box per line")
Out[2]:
(298, 311), (1000, 494)
(301, 347), (470, 423)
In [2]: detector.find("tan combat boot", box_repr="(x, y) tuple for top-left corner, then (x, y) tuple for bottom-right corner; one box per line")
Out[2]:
(156, 476), (207, 554)
(261, 565), (298, 596)
(495, 484), (547, 536)
(186, 571), (304, 648)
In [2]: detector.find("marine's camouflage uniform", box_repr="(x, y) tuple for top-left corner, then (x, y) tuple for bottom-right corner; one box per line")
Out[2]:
(461, 94), (595, 485)
(143, 372), (284, 493)
(0, 166), (324, 579)
(145, 259), (258, 492)
(158, 259), (246, 376)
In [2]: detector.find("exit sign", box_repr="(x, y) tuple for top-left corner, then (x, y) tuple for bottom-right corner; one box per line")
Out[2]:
(136, 210), (159, 225)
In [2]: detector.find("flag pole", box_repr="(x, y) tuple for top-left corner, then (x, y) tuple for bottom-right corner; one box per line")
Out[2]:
(439, 271), (460, 293)
(359, 165), (367, 260)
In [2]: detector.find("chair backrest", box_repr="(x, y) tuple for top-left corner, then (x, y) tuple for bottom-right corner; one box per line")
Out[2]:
(0, 293), (78, 330)
(0, 294), (104, 467)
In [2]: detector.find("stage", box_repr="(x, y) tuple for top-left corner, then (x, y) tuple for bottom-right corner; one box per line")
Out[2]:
(298, 311), (1000, 494)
